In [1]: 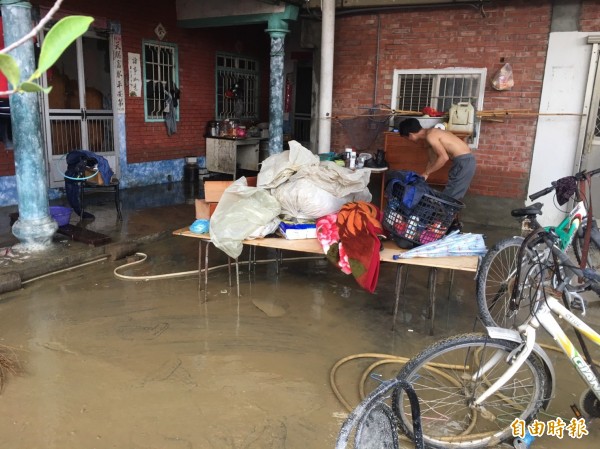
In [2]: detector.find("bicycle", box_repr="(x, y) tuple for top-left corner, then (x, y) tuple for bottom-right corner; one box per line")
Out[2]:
(476, 167), (600, 328)
(392, 269), (600, 448)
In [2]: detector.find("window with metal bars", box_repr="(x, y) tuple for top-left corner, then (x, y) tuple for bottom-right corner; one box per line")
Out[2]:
(391, 68), (486, 147)
(143, 41), (179, 121)
(215, 53), (259, 121)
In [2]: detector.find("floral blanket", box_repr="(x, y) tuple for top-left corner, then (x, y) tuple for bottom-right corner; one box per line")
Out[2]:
(316, 201), (383, 293)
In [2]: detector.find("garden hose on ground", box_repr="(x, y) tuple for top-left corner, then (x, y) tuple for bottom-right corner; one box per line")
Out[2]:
(113, 252), (325, 281)
(18, 251), (325, 285)
(330, 344), (600, 413)
(22, 255), (109, 285)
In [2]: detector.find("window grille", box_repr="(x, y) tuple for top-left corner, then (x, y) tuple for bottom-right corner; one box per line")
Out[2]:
(143, 41), (178, 121)
(391, 68), (486, 147)
(216, 53), (259, 121)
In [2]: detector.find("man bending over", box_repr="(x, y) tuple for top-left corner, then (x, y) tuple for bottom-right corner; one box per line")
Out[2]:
(398, 118), (476, 201)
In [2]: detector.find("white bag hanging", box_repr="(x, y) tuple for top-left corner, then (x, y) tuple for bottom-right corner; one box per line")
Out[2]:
(448, 102), (474, 134)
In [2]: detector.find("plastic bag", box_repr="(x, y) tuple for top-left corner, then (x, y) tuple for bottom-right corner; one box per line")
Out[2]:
(491, 63), (514, 91)
(273, 177), (370, 219)
(209, 177), (282, 259)
(260, 141), (371, 219)
(190, 219), (210, 234)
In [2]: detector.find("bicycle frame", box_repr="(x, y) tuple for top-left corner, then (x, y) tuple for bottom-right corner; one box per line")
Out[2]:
(549, 199), (588, 251)
(474, 295), (600, 407)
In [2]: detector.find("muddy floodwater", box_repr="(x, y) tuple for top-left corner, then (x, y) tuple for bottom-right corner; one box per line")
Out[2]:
(0, 235), (599, 448)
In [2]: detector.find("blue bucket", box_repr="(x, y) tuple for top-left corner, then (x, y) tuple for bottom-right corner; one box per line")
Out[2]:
(50, 206), (72, 227)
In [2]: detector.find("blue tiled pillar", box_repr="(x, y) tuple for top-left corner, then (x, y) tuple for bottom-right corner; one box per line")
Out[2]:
(1, 1), (57, 249)
(266, 16), (290, 156)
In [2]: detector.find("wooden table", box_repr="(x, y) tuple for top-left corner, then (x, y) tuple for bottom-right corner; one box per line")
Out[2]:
(173, 228), (480, 335)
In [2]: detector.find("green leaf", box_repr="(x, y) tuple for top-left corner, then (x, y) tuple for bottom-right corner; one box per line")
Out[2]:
(0, 54), (21, 88)
(19, 82), (52, 94)
(32, 16), (94, 79)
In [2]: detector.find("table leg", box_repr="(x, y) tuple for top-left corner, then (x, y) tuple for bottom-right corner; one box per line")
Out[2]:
(204, 241), (210, 303)
(247, 246), (252, 275)
(235, 258), (240, 298)
(248, 246), (257, 275)
(392, 265), (405, 332)
(198, 241), (203, 292)
(227, 257), (232, 287)
(428, 267), (438, 336)
(448, 269), (455, 300)
(275, 249), (281, 275)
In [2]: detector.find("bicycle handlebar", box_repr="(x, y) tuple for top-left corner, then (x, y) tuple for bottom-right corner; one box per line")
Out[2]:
(528, 167), (600, 201)
(529, 186), (555, 201)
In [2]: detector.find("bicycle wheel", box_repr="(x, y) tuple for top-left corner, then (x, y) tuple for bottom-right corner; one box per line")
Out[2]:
(572, 220), (600, 271)
(393, 333), (548, 449)
(476, 237), (548, 328)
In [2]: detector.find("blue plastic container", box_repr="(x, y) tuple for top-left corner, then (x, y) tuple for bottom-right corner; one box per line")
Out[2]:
(50, 206), (72, 227)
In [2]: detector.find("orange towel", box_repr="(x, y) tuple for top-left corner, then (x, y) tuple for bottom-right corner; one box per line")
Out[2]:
(336, 202), (384, 293)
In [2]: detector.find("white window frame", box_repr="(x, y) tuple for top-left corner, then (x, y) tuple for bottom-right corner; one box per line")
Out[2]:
(143, 40), (179, 122)
(391, 68), (487, 148)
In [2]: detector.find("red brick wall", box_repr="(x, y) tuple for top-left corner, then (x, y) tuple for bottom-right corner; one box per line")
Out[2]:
(581, 0), (600, 31)
(0, 0), (271, 174)
(66, 0), (271, 164)
(331, 0), (553, 199)
(0, 149), (14, 176)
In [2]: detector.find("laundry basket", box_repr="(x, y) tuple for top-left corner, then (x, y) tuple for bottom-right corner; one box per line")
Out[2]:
(383, 182), (464, 248)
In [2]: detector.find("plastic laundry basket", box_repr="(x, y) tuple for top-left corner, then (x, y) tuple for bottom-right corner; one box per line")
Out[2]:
(383, 182), (464, 248)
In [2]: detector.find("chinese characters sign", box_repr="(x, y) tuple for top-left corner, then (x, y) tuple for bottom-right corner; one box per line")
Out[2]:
(512, 417), (589, 440)
(112, 35), (126, 113)
(128, 53), (141, 97)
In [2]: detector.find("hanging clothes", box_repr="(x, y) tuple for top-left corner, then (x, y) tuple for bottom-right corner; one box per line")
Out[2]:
(164, 90), (177, 136)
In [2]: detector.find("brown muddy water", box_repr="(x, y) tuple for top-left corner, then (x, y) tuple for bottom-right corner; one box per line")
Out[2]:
(0, 235), (599, 448)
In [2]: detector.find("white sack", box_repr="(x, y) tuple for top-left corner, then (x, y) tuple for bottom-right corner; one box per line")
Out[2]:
(259, 140), (372, 219)
(257, 140), (319, 189)
(273, 178), (371, 219)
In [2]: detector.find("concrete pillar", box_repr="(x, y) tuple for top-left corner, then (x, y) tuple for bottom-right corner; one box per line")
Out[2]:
(265, 17), (289, 155)
(1, 1), (57, 250)
(317, 0), (335, 154)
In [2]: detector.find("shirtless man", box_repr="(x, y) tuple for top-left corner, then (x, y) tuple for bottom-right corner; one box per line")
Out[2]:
(398, 118), (476, 200)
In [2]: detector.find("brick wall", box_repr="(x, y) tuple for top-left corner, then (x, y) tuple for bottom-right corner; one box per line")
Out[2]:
(70, 0), (271, 164)
(0, 0), (271, 174)
(581, 0), (600, 31)
(331, 0), (553, 199)
(2, 0), (598, 197)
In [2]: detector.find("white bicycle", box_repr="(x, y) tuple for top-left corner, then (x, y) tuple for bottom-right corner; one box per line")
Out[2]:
(392, 275), (600, 448)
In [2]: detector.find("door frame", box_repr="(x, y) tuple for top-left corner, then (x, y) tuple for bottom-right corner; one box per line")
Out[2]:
(575, 35), (600, 172)
(41, 27), (118, 189)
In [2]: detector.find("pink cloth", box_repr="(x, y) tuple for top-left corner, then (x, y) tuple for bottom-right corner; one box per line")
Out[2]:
(316, 214), (351, 274)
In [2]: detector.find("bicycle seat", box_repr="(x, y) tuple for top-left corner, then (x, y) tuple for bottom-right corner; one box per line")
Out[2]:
(511, 202), (543, 218)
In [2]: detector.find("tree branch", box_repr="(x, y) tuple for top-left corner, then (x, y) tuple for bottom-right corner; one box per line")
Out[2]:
(0, 0), (64, 55)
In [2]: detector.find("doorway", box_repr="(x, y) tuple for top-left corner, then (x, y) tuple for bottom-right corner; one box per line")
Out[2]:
(293, 63), (312, 149)
(42, 30), (116, 188)
(579, 36), (600, 213)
